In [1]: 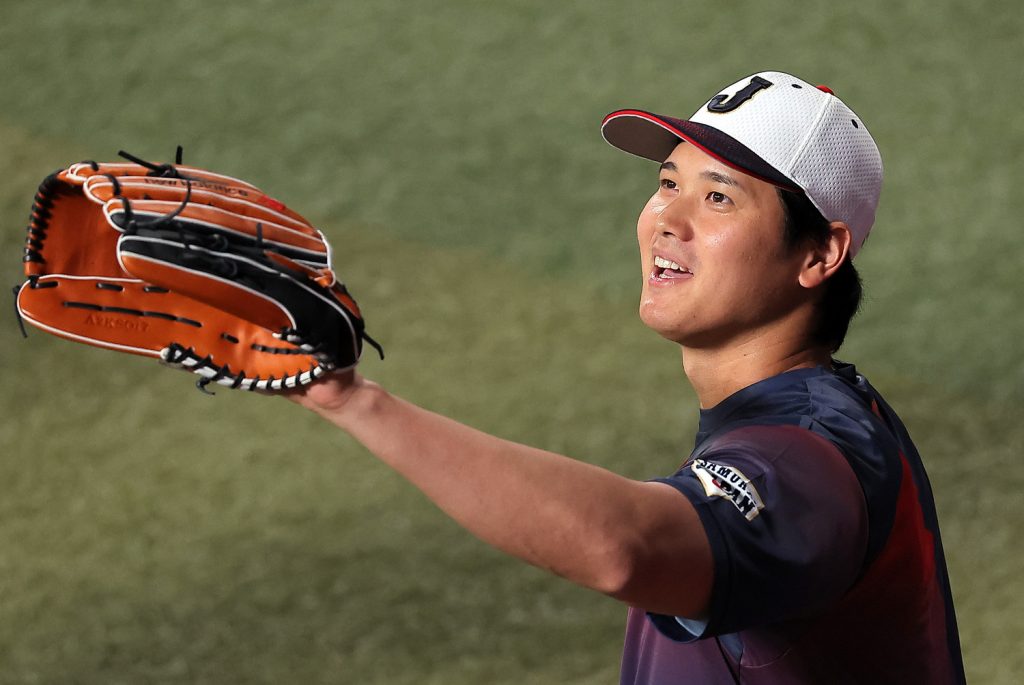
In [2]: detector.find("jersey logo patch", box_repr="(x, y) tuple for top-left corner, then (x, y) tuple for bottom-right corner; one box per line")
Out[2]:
(691, 459), (764, 521)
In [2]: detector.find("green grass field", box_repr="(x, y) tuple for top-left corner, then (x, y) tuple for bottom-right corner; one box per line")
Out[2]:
(1, 1), (1021, 682)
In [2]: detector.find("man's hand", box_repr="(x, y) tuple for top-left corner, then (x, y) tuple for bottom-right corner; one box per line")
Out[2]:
(282, 368), (366, 418)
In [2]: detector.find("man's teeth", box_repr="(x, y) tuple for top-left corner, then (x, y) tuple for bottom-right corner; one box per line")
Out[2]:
(654, 256), (690, 273)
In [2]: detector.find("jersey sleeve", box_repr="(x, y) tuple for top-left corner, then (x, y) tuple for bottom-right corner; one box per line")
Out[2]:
(649, 424), (869, 640)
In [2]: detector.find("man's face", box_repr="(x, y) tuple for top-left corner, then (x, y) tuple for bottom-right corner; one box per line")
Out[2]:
(636, 142), (809, 348)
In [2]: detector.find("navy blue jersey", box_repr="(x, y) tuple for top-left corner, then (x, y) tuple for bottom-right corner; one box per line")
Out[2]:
(620, 364), (964, 684)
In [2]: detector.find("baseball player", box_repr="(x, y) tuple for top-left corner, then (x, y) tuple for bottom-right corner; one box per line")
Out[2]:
(286, 71), (965, 683)
(18, 70), (964, 683)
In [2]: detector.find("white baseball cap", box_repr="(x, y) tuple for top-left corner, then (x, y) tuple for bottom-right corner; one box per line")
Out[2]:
(601, 71), (883, 256)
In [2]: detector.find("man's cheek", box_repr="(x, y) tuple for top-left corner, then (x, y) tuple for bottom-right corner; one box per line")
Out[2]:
(647, 193), (668, 216)
(637, 194), (667, 244)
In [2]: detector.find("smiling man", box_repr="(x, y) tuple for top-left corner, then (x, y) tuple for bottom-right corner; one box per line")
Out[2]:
(286, 72), (965, 683)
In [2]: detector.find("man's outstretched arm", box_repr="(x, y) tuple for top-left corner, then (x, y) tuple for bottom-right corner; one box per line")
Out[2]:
(287, 371), (713, 620)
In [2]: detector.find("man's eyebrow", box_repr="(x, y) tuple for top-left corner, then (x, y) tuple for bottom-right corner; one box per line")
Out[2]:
(659, 163), (744, 189)
(700, 169), (743, 188)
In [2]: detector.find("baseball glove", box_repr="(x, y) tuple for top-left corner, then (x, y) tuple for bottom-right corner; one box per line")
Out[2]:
(15, 149), (382, 392)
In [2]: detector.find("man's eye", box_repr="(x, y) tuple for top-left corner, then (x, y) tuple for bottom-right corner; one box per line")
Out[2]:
(707, 191), (730, 204)
(660, 178), (677, 190)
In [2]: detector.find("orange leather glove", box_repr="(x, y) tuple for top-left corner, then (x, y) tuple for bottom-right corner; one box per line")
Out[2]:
(16, 150), (381, 392)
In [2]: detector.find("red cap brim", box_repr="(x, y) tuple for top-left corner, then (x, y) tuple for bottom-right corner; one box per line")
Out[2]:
(601, 110), (799, 191)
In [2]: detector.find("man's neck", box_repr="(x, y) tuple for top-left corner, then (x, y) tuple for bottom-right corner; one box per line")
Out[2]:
(682, 331), (831, 409)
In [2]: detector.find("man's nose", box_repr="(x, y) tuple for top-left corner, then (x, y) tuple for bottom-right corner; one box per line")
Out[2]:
(655, 196), (694, 241)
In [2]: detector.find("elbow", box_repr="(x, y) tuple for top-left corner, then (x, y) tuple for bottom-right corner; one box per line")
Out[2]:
(587, 532), (712, 619)
(565, 481), (712, 614)
(588, 536), (647, 599)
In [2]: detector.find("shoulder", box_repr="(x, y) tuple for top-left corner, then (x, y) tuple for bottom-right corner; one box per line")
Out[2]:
(704, 422), (845, 457)
(654, 423), (870, 637)
(726, 367), (905, 505)
(677, 424), (865, 529)
(693, 423), (859, 491)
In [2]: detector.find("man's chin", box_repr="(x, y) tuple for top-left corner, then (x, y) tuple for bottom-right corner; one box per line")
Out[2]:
(638, 310), (691, 347)
(639, 315), (727, 351)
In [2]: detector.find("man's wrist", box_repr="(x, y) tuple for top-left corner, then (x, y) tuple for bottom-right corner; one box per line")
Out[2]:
(316, 376), (386, 431)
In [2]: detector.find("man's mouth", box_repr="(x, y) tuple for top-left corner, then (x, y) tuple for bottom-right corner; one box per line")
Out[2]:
(653, 255), (693, 280)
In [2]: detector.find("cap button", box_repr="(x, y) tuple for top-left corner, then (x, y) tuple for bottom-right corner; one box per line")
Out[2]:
(816, 85), (835, 95)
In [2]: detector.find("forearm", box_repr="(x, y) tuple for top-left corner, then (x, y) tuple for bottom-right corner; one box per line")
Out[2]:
(295, 377), (712, 616)
(321, 380), (645, 591)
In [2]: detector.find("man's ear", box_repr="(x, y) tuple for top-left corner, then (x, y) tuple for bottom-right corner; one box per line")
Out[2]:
(798, 222), (852, 289)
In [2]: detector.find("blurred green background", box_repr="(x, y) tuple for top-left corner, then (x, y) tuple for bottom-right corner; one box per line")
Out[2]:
(1, 1), (1021, 682)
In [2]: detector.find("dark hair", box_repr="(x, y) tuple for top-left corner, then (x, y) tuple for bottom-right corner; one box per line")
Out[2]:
(776, 188), (863, 353)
